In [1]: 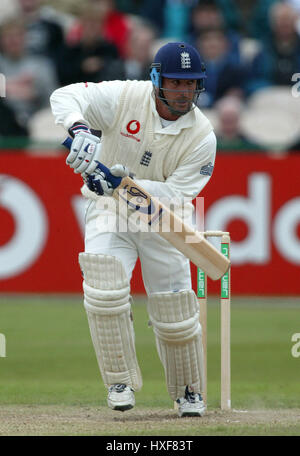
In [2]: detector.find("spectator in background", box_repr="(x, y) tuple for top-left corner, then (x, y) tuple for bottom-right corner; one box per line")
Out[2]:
(58, 6), (124, 86)
(67, 0), (131, 58)
(0, 98), (28, 141)
(123, 19), (156, 80)
(114, 0), (144, 15)
(0, 18), (58, 138)
(138, 0), (241, 42)
(247, 2), (300, 92)
(249, 0), (279, 42)
(136, 0), (168, 37)
(287, 0), (300, 30)
(215, 96), (261, 151)
(210, 0), (241, 32)
(0, 0), (19, 26)
(195, 28), (246, 108)
(17, 0), (64, 73)
(188, 0), (241, 64)
(162, 0), (196, 41)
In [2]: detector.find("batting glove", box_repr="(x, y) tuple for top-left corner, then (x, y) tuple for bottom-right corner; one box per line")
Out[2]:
(66, 125), (102, 176)
(86, 164), (130, 196)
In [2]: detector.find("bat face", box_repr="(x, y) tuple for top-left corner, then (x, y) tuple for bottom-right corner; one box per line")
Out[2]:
(114, 176), (230, 279)
(115, 178), (164, 227)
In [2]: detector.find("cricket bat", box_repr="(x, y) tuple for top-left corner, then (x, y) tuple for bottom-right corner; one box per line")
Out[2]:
(63, 137), (230, 280)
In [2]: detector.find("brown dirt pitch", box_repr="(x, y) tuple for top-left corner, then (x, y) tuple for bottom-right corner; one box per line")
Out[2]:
(0, 405), (300, 436)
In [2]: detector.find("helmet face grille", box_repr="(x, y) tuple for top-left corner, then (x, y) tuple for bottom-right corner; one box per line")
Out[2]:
(156, 85), (203, 116)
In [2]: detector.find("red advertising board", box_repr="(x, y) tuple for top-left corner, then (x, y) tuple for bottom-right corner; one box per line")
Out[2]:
(0, 152), (299, 295)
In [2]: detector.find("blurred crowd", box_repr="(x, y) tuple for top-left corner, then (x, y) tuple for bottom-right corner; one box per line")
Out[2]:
(0, 0), (300, 152)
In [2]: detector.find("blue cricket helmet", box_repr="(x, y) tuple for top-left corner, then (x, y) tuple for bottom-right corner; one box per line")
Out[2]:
(150, 42), (206, 87)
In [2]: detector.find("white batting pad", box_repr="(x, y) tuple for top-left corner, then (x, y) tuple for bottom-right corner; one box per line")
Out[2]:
(79, 253), (142, 391)
(147, 290), (205, 400)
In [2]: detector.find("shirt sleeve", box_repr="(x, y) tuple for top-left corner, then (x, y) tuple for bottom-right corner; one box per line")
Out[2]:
(49, 80), (126, 131)
(136, 130), (217, 201)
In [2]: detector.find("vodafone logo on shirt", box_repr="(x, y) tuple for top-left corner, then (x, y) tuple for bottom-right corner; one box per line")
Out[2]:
(127, 120), (140, 134)
(121, 120), (141, 142)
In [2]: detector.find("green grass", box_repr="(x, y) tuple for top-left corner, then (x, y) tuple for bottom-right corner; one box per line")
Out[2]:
(0, 295), (300, 435)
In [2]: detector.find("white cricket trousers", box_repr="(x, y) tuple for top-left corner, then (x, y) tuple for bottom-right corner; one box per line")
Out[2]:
(84, 200), (192, 294)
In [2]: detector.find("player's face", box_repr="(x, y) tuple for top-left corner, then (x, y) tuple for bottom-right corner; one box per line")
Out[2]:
(161, 78), (197, 113)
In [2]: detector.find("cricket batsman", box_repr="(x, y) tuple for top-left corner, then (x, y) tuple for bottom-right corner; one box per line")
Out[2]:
(50, 42), (216, 417)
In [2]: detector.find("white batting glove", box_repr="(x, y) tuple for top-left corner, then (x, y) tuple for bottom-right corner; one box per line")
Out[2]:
(66, 131), (102, 175)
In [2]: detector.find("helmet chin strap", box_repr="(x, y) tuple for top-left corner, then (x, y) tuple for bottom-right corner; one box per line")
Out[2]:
(157, 88), (200, 116)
